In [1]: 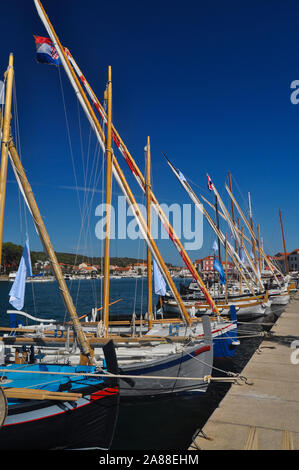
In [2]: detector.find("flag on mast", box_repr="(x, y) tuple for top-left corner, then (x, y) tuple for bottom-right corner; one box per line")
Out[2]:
(207, 174), (213, 191)
(178, 170), (187, 183)
(213, 255), (226, 285)
(9, 237), (33, 310)
(212, 240), (218, 251)
(34, 35), (61, 66)
(240, 246), (247, 264)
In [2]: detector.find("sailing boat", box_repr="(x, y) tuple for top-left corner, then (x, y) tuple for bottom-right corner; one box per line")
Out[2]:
(0, 0), (217, 398)
(224, 182), (290, 306)
(0, 55), (119, 450)
(160, 155), (272, 320)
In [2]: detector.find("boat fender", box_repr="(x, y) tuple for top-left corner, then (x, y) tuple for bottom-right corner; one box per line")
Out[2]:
(169, 324), (174, 336)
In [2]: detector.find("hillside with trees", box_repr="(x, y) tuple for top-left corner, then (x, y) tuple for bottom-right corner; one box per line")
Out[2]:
(1, 242), (147, 273)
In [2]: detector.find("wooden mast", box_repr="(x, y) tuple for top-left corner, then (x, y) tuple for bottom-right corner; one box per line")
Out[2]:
(248, 192), (257, 268)
(210, 180), (263, 290)
(33, 0), (193, 326)
(0, 54), (14, 267)
(225, 183), (282, 284)
(225, 233), (228, 304)
(240, 226), (244, 294)
(146, 136), (153, 328)
(164, 156), (256, 296)
(228, 172), (237, 253)
(279, 208), (289, 274)
(258, 224), (262, 274)
(3, 126), (93, 359)
(102, 66), (113, 337)
(215, 195), (221, 262)
(60, 45), (219, 313)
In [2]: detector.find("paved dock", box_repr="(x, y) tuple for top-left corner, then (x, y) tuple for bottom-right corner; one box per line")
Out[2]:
(190, 293), (299, 450)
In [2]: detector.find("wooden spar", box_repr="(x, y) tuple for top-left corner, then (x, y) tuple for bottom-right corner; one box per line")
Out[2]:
(248, 192), (258, 268)
(4, 388), (82, 402)
(164, 156), (256, 296)
(208, 179), (263, 290)
(6, 134), (92, 359)
(228, 172), (237, 253)
(203, 192), (282, 278)
(202, 194), (253, 246)
(0, 54), (14, 266)
(258, 224), (262, 274)
(215, 195), (221, 262)
(34, 0), (193, 326)
(225, 183), (283, 283)
(146, 136), (153, 328)
(59, 46), (219, 312)
(225, 233), (228, 304)
(102, 66), (113, 336)
(112, 156), (192, 326)
(240, 227), (244, 294)
(279, 208), (289, 274)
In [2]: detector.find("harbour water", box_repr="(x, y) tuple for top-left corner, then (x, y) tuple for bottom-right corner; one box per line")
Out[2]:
(0, 277), (286, 450)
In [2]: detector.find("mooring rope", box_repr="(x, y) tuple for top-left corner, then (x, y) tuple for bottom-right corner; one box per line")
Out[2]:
(0, 367), (240, 384)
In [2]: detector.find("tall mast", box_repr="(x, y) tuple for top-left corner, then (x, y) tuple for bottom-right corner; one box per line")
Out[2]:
(208, 177), (263, 290)
(225, 183), (282, 285)
(0, 54), (14, 266)
(248, 192), (257, 267)
(279, 208), (289, 274)
(146, 136), (153, 328)
(2, 119), (93, 359)
(102, 66), (113, 336)
(164, 155), (256, 296)
(258, 224), (262, 274)
(240, 227), (244, 294)
(225, 233), (228, 303)
(60, 45), (219, 311)
(33, 0), (193, 325)
(228, 172), (237, 253)
(215, 195), (221, 262)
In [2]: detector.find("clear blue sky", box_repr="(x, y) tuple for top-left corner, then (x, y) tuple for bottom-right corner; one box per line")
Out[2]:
(0, 0), (298, 266)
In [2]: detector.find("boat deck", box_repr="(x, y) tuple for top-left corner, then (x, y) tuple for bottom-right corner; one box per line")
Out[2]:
(189, 293), (299, 450)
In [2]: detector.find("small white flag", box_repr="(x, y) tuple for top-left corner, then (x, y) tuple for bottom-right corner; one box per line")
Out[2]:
(178, 170), (187, 183)
(212, 240), (218, 251)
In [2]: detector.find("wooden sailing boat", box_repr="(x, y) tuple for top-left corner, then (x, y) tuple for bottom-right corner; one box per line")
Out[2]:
(0, 55), (119, 450)
(0, 0), (216, 398)
(161, 156), (271, 319)
(224, 182), (290, 305)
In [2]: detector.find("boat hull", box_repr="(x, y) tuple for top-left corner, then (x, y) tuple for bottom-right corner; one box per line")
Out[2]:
(0, 341), (119, 450)
(118, 341), (213, 397)
(270, 294), (290, 305)
(1, 383), (119, 450)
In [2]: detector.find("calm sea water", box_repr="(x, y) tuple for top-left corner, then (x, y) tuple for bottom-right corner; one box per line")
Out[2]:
(0, 278), (285, 450)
